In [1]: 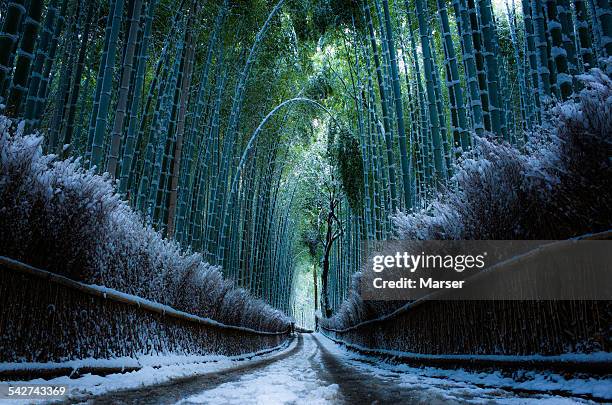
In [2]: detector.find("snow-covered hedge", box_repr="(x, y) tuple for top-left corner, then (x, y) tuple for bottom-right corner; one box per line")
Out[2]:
(0, 119), (288, 333)
(322, 67), (612, 331)
(395, 68), (612, 240)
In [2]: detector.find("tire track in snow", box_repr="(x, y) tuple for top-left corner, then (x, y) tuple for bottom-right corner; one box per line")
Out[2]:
(177, 334), (340, 404)
(309, 334), (456, 404)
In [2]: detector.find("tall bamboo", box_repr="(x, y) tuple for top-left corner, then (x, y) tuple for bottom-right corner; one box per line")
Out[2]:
(6, 0), (44, 116)
(411, 0), (445, 182)
(89, 0), (126, 171)
(107, 0), (144, 177)
(0, 0), (27, 101)
(381, 0), (412, 207)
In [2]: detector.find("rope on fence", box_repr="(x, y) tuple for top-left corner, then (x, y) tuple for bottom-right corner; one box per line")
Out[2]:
(0, 255), (289, 336)
(320, 229), (612, 334)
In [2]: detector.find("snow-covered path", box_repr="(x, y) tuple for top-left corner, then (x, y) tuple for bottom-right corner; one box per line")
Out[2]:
(82, 333), (606, 404)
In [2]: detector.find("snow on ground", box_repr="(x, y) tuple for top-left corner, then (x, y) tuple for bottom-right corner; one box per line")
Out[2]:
(3, 340), (295, 404)
(177, 335), (340, 405)
(316, 333), (612, 404)
(172, 334), (608, 404)
(5, 334), (610, 404)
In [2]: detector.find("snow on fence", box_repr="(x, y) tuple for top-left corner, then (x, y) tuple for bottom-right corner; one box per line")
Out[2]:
(0, 256), (290, 375)
(320, 232), (612, 373)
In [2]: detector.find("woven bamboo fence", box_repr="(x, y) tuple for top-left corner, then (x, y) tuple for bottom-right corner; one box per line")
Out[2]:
(320, 233), (612, 372)
(0, 256), (289, 368)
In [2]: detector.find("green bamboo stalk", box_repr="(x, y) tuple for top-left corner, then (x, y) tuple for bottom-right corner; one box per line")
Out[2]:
(0, 0), (27, 102)
(574, 0), (595, 70)
(61, 0), (96, 153)
(521, 0), (542, 123)
(6, 0), (44, 116)
(89, 0), (126, 172)
(405, 5), (433, 192)
(23, 0), (59, 127)
(453, 0), (485, 135)
(411, 0), (445, 182)
(119, 0), (158, 197)
(545, 0), (573, 99)
(214, 0), (287, 265)
(47, 12), (79, 153)
(556, 0), (578, 78)
(532, 0), (553, 103)
(167, 16), (196, 238)
(506, 0), (531, 132)
(107, 0), (144, 177)
(593, 0), (612, 61)
(363, 2), (398, 212)
(86, 0), (116, 161)
(437, 0), (470, 149)
(467, 0), (492, 131)
(478, 0), (506, 137)
(381, 0), (412, 208)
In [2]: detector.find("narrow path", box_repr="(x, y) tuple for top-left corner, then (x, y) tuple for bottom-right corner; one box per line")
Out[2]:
(79, 334), (597, 404)
(176, 333), (340, 404)
(77, 336), (304, 404)
(308, 334), (452, 404)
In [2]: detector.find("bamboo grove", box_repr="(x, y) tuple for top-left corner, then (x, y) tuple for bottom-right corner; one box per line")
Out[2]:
(0, 0), (610, 319)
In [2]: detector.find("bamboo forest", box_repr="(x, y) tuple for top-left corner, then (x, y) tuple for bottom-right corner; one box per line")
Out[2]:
(0, 0), (611, 402)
